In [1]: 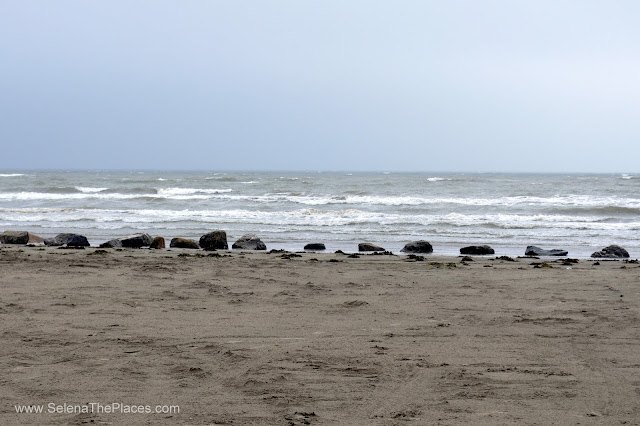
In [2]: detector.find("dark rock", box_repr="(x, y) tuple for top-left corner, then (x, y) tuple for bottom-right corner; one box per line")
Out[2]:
(99, 239), (122, 248)
(232, 234), (267, 250)
(591, 245), (629, 258)
(199, 231), (228, 250)
(460, 245), (495, 255)
(170, 238), (200, 249)
(358, 243), (385, 252)
(1, 231), (30, 244)
(67, 235), (90, 247)
(150, 237), (165, 249)
(525, 246), (568, 256)
(45, 233), (89, 247)
(120, 233), (153, 248)
(304, 243), (326, 251)
(401, 240), (433, 253)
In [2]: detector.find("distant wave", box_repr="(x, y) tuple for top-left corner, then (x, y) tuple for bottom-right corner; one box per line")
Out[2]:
(1, 191), (639, 210)
(0, 173), (24, 177)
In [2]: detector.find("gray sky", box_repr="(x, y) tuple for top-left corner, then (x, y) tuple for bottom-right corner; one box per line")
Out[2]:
(1, 0), (639, 172)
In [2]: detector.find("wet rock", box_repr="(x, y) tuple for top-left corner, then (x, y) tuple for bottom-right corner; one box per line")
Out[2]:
(401, 241), (433, 253)
(150, 236), (165, 249)
(232, 234), (267, 250)
(460, 245), (495, 255)
(1, 230), (30, 245)
(99, 239), (122, 249)
(45, 233), (89, 247)
(525, 246), (568, 256)
(170, 238), (200, 249)
(199, 230), (228, 250)
(28, 233), (44, 244)
(120, 233), (153, 248)
(304, 243), (326, 250)
(67, 235), (90, 247)
(358, 243), (385, 252)
(591, 245), (629, 258)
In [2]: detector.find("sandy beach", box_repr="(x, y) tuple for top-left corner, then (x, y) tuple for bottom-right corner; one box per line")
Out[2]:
(2, 246), (640, 425)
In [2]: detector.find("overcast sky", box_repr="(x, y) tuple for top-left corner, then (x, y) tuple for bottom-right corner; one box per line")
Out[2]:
(1, 1), (639, 172)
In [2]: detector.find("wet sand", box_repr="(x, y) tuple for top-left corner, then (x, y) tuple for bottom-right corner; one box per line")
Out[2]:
(1, 247), (640, 425)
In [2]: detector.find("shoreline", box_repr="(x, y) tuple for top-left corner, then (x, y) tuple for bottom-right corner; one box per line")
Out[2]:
(2, 246), (640, 424)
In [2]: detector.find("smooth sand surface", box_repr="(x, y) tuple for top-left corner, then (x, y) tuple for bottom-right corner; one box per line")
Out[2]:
(2, 247), (640, 425)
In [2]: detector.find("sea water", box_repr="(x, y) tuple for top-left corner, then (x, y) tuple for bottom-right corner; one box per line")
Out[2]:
(0, 171), (638, 257)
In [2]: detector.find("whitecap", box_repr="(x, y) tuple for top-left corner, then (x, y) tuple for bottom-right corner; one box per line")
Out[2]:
(75, 186), (108, 193)
(0, 173), (24, 177)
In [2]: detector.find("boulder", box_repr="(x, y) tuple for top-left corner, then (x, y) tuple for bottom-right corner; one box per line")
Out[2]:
(358, 243), (385, 252)
(0, 230), (30, 245)
(401, 241), (433, 253)
(45, 233), (89, 247)
(304, 243), (326, 250)
(120, 233), (153, 248)
(170, 237), (200, 249)
(99, 239), (122, 248)
(150, 236), (165, 249)
(28, 233), (45, 244)
(591, 245), (629, 258)
(460, 245), (495, 255)
(66, 235), (90, 247)
(232, 234), (267, 250)
(525, 246), (568, 256)
(199, 231), (228, 250)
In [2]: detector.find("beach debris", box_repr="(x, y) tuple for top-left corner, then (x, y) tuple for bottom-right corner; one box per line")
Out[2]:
(268, 249), (286, 254)
(170, 237), (200, 249)
(525, 246), (568, 256)
(401, 240), (433, 253)
(496, 256), (516, 262)
(358, 242), (385, 252)
(347, 253), (360, 258)
(460, 256), (473, 262)
(344, 300), (368, 307)
(199, 230), (228, 250)
(88, 249), (109, 255)
(406, 254), (425, 261)
(304, 243), (326, 250)
(368, 251), (395, 256)
(460, 245), (494, 255)
(532, 262), (553, 268)
(334, 250), (346, 255)
(328, 259), (342, 263)
(280, 253), (301, 259)
(591, 245), (630, 258)
(232, 234), (267, 250)
(150, 236), (165, 249)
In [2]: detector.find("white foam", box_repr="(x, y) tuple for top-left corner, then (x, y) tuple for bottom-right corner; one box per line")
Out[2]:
(75, 186), (108, 193)
(0, 173), (24, 177)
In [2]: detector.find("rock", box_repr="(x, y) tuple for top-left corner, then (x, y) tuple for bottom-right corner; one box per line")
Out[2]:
(66, 235), (90, 247)
(525, 246), (568, 256)
(170, 238), (200, 249)
(460, 245), (495, 255)
(99, 239), (122, 248)
(358, 243), (385, 252)
(401, 240), (433, 253)
(120, 233), (153, 248)
(304, 243), (326, 250)
(199, 231), (228, 250)
(0, 231), (30, 244)
(150, 236), (165, 249)
(28, 233), (45, 244)
(591, 245), (629, 258)
(45, 233), (89, 247)
(232, 234), (267, 250)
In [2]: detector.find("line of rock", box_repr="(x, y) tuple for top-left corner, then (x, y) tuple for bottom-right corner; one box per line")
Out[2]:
(0, 230), (633, 259)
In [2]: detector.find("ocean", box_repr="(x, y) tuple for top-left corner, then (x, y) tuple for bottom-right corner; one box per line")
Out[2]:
(0, 171), (638, 257)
